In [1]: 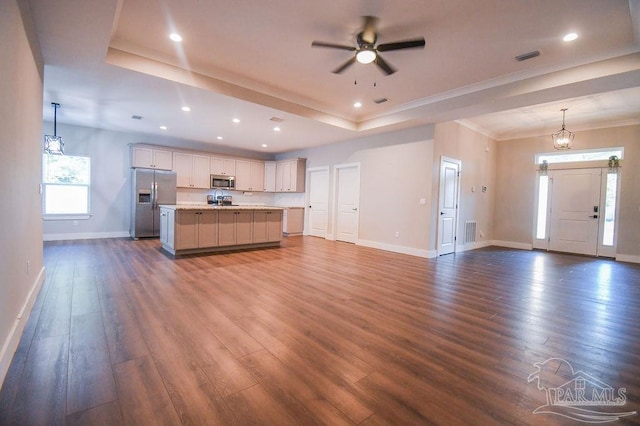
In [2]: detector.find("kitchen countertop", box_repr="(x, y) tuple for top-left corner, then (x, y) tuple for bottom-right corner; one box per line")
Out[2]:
(160, 204), (284, 211)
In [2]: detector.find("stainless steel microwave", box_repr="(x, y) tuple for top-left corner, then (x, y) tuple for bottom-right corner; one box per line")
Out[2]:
(210, 174), (235, 189)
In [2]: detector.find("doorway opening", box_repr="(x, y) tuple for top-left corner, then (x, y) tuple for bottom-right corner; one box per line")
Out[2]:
(437, 157), (461, 256)
(533, 148), (622, 257)
(333, 163), (360, 243)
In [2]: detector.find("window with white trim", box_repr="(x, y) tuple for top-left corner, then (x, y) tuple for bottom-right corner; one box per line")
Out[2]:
(535, 148), (623, 165)
(43, 153), (91, 216)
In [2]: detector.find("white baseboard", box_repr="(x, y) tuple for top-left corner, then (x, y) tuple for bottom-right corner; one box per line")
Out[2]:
(357, 239), (432, 258)
(490, 240), (533, 250)
(456, 240), (492, 253)
(0, 266), (46, 385)
(616, 254), (640, 264)
(43, 231), (130, 242)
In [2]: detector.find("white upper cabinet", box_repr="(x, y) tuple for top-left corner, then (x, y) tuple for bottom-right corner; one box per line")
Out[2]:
(275, 158), (306, 192)
(131, 146), (173, 170)
(210, 156), (236, 176)
(235, 160), (265, 192)
(264, 161), (276, 192)
(173, 152), (211, 189)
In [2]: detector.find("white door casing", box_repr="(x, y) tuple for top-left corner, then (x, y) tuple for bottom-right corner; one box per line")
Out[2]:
(548, 168), (602, 256)
(334, 163), (360, 244)
(438, 157), (461, 256)
(306, 167), (329, 238)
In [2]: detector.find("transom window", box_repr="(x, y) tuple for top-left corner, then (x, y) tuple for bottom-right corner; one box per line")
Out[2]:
(535, 147), (623, 165)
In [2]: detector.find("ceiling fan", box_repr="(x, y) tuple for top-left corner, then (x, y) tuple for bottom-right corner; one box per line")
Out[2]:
(311, 16), (425, 76)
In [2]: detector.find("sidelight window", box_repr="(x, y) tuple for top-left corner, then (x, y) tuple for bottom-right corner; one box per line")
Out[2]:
(602, 172), (618, 247)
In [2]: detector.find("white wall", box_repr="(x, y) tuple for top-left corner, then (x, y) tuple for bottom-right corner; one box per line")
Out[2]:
(494, 124), (640, 260)
(0, 0), (45, 383)
(42, 123), (276, 240)
(279, 125), (436, 256)
(431, 122), (498, 252)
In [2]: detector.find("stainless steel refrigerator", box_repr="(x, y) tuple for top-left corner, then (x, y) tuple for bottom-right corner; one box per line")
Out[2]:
(130, 169), (177, 239)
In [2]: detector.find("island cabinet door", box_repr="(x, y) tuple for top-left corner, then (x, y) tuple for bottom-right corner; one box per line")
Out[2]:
(236, 211), (253, 245)
(266, 210), (283, 242)
(218, 211), (237, 246)
(253, 211), (268, 243)
(175, 211), (198, 250)
(198, 211), (218, 248)
(254, 210), (282, 243)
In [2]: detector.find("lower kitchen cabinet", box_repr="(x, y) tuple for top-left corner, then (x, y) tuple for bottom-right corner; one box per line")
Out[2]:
(174, 210), (218, 250)
(282, 207), (304, 236)
(253, 210), (283, 243)
(160, 207), (283, 255)
(218, 210), (253, 246)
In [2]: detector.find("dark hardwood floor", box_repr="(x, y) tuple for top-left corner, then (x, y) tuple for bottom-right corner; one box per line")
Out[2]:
(1, 237), (639, 425)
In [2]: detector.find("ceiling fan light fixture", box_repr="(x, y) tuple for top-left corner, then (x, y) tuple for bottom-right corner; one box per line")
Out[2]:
(551, 108), (574, 150)
(356, 49), (376, 64)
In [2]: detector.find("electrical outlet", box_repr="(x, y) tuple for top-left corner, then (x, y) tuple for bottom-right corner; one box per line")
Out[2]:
(395, 231), (400, 238)
(419, 198), (426, 205)
(73, 220), (78, 226)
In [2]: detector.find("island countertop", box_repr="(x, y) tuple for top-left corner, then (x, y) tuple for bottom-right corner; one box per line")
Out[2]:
(160, 204), (285, 211)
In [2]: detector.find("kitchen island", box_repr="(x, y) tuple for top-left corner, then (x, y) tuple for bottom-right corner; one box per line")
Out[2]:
(159, 205), (284, 256)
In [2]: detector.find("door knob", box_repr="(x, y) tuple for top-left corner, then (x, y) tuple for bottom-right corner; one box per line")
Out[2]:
(591, 215), (599, 219)
(352, 208), (358, 211)
(440, 212), (445, 215)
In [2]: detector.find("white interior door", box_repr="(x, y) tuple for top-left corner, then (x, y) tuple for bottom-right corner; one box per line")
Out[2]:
(438, 157), (461, 255)
(306, 167), (329, 238)
(335, 164), (360, 243)
(549, 168), (602, 255)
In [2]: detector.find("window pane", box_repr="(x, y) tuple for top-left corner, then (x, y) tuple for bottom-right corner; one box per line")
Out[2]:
(602, 173), (618, 246)
(535, 148), (623, 165)
(43, 154), (90, 184)
(536, 176), (549, 239)
(45, 185), (89, 214)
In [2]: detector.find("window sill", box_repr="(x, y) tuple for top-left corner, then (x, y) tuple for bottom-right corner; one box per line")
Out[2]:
(43, 214), (92, 221)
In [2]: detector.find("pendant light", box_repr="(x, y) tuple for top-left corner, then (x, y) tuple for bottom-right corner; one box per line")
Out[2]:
(551, 108), (574, 150)
(44, 102), (64, 155)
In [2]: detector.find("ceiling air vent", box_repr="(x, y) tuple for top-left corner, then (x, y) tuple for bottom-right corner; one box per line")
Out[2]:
(131, 115), (143, 120)
(373, 97), (388, 104)
(515, 50), (540, 62)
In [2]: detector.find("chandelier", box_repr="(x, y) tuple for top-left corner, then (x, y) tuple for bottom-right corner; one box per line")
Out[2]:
(551, 108), (574, 150)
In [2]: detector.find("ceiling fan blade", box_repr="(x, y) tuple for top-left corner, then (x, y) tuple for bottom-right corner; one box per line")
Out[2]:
(377, 37), (426, 52)
(361, 16), (379, 44)
(311, 41), (356, 51)
(332, 56), (357, 74)
(375, 55), (396, 75)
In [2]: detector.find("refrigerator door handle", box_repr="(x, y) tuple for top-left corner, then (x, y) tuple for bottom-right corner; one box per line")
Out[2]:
(152, 182), (158, 210)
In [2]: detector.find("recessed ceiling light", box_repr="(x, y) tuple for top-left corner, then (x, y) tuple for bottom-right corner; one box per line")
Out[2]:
(261, 144), (268, 148)
(273, 126), (281, 132)
(563, 33), (578, 42)
(354, 102), (362, 108)
(216, 136), (223, 140)
(169, 33), (182, 42)
(232, 118), (240, 123)
(160, 125), (167, 130)
(181, 106), (191, 112)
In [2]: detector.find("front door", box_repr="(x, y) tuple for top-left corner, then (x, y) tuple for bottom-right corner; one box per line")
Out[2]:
(548, 168), (602, 255)
(335, 164), (360, 243)
(437, 157), (461, 255)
